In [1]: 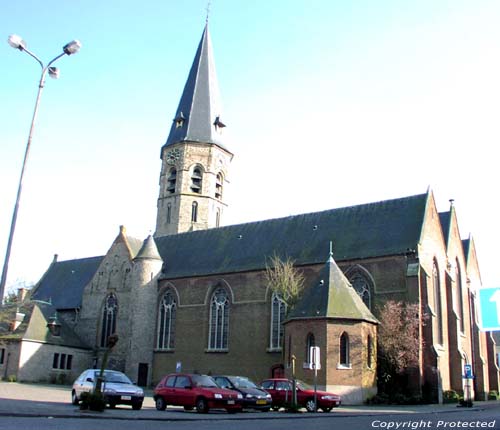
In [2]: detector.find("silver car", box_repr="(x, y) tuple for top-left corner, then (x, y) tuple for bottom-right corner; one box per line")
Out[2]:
(71, 369), (144, 410)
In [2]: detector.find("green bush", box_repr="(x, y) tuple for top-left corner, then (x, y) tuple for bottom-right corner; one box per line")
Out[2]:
(79, 391), (105, 412)
(443, 390), (460, 404)
(7, 375), (17, 382)
(487, 390), (499, 400)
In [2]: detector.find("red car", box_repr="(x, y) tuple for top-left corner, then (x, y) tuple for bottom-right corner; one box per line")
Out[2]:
(154, 373), (243, 413)
(261, 378), (341, 412)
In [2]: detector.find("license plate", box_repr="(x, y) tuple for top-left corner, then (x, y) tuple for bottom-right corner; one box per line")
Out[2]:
(227, 400), (235, 405)
(121, 396), (132, 400)
(256, 400), (267, 405)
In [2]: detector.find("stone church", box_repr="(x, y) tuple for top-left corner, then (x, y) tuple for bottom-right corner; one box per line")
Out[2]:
(1, 24), (498, 405)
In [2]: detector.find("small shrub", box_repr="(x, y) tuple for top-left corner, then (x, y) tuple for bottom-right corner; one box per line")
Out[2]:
(443, 390), (459, 404)
(7, 375), (17, 382)
(487, 390), (499, 400)
(79, 391), (105, 412)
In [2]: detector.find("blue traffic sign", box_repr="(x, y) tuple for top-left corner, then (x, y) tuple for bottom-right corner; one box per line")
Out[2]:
(478, 287), (500, 331)
(463, 364), (473, 379)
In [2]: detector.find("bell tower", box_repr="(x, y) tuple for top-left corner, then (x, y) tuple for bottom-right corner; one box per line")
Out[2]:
(155, 24), (233, 237)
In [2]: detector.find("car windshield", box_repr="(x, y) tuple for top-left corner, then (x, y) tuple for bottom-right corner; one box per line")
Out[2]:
(98, 371), (132, 384)
(296, 379), (313, 391)
(192, 375), (218, 388)
(229, 376), (258, 389)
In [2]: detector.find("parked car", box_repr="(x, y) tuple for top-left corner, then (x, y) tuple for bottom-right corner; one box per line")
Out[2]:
(213, 375), (272, 411)
(71, 369), (144, 410)
(154, 373), (243, 413)
(260, 378), (341, 412)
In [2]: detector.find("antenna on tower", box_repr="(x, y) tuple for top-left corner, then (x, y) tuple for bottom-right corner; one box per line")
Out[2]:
(205, 0), (212, 24)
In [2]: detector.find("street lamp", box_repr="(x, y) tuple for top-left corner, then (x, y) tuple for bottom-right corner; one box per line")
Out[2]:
(0, 35), (81, 303)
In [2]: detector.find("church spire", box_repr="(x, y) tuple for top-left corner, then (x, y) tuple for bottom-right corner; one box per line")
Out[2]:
(163, 24), (227, 151)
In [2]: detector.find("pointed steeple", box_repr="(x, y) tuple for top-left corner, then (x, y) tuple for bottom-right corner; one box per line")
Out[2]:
(287, 252), (378, 323)
(163, 24), (227, 151)
(134, 235), (162, 261)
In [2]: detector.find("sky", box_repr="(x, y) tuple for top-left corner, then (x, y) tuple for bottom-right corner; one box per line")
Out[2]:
(1, 0), (499, 295)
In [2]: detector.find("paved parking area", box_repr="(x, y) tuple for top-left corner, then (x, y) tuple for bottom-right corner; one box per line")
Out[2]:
(1, 382), (497, 421)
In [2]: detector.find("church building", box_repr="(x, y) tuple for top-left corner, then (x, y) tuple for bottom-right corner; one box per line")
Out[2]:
(1, 24), (498, 405)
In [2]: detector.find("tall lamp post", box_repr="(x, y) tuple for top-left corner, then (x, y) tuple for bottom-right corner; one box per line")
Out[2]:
(0, 35), (81, 303)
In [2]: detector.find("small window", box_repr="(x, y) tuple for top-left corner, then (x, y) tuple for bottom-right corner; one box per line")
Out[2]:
(191, 201), (198, 223)
(60, 354), (66, 370)
(52, 353), (59, 369)
(215, 173), (223, 199)
(191, 167), (203, 194)
(276, 381), (291, 391)
(66, 354), (73, 370)
(261, 380), (274, 390)
(174, 375), (191, 388)
(216, 208), (221, 228)
(167, 203), (172, 224)
(167, 168), (177, 194)
(0, 348), (5, 365)
(367, 335), (373, 368)
(340, 332), (350, 366)
(166, 376), (176, 387)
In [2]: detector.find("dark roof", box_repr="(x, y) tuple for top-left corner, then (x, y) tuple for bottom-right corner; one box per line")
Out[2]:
(0, 302), (90, 349)
(156, 192), (428, 279)
(287, 254), (378, 323)
(135, 235), (162, 261)
(31, 256), (103, 310)
(439, 211), (451, 247)
(162, 24), (229, 152)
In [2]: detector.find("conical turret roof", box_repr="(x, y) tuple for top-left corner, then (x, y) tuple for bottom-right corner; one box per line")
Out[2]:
(287, 253), (378, 324)
(162, 24), (228, 152)
(135, 235), (162, 261)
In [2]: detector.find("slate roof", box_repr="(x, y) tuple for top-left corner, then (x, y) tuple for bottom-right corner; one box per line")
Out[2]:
(156, 192), (428, 279)
(162, 24), (228, 152)
(439, 211), (451, 247)
(31, 256), (103, 310)
(287, 254), (378, 323)
(0, 302), (90, 349)
(135, 235), (162, 261)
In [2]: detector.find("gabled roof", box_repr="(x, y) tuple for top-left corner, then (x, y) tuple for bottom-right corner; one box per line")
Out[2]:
(0, 302), (90, 349)
(31, 256), (103, 310)
(162, 24), (228, 152)
(286, 254), (378, 323)
(439, 211), (451, 247)
(156, 192), (428, 279)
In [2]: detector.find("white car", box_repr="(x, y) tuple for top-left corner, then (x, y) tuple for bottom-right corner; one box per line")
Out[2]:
(71, 369), (144, 410)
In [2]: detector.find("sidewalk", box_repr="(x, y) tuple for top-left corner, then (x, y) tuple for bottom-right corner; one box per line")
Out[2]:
(0, 382), (498, 421)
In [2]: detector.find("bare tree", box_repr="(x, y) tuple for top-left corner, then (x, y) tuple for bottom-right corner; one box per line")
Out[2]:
(265, 253), (304, 312)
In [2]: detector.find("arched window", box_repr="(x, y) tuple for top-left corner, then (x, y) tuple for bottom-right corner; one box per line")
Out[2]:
(191, 167), (203, 194)
(340, 332), (350, 366)
(191, 201), (198, 222)
(100, 294), (117, 347)
(215, 173), (223, 199)
(348, 268), (373, 310)
(167, 168), (177, 194)
(367, 334), (373, 368)
(157, 289), (176, 350)
(455, 260), (465, 333)
(166, 203), (172, 224)
(216, 208), (221, 228)
(306, 333), (315, 363)
(432, 260), (444, 345)
(270, 293), (287, 350)
(208, 288), (229, 350)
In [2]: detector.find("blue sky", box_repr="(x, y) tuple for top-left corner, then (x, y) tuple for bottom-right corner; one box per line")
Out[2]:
(1, 0), (499, 293)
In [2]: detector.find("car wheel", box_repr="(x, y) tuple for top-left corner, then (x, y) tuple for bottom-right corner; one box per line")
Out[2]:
(321, 407), (332, 412)
(196, 397), (209, 414)
(108, 402), (116, 409)
(155, 397), (167, 411)
(132, 401), (143, 411)
(271, 406), (280, 411)
(71, 391), (79, 405)
(305, 399), (317, 412)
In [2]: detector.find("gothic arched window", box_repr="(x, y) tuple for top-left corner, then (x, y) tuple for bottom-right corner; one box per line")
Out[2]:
(306, 333), (315, 363)
(455, 260), (465, 333)
(208, 287), (229, 350)
(215, 173), (223, 199)
(191, 201), (198, 222)
(167, 168), (177, 194)
(340, 332), (350, 366)
(166, 203), (172, 224)
(191, 167), (203, 194)
(157, 289), (176, 350)
(270, 293), (286, 350)
(100, 294), (118, 347)
(216, 208), (221, 228)
(367, 334), (373, 368)
(347, 268), (373, 310)
(432, 260), (444, 345)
